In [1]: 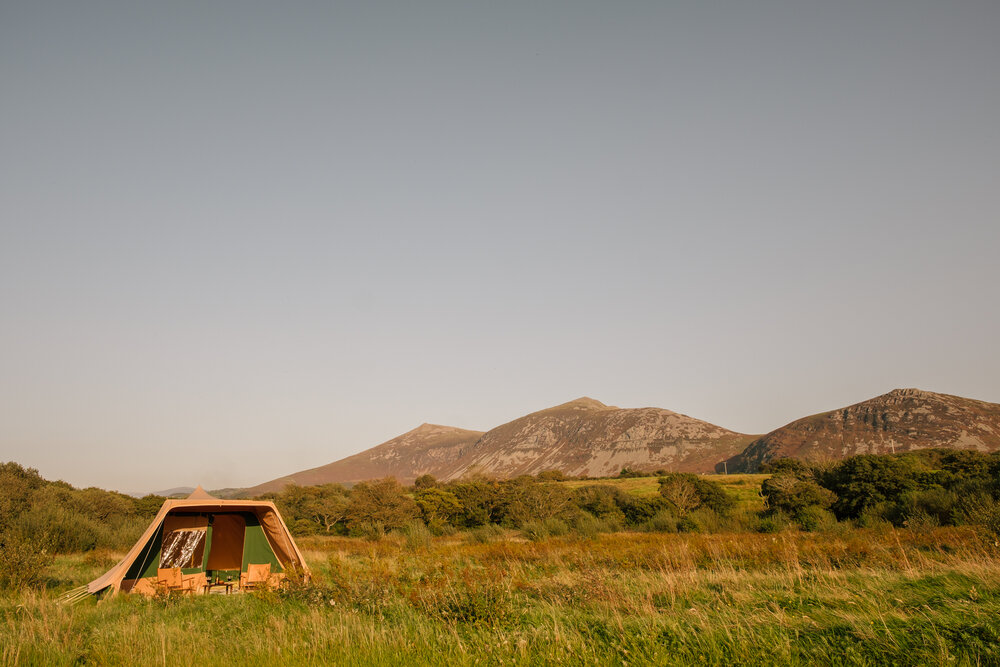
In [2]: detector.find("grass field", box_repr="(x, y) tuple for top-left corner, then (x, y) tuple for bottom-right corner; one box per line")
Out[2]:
(4, 524), (1000, 666)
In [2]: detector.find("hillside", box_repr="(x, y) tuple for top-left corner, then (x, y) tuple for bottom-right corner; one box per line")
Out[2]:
(242, 423), (484, 495)
(437, 397), (755, 480)
(727, 388), (1000, 472)
(242, 398), (756, 494)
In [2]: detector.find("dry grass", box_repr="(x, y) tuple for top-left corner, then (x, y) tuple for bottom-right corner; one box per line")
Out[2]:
(3, 526), (999, 665)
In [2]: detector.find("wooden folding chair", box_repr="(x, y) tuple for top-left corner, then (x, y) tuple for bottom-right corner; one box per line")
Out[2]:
(156, 567), (184, 593)
(241, 563), (271, 591)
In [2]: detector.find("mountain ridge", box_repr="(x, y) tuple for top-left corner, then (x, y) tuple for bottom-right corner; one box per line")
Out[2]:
(726, 387), (1000, 472)
(242, 397), (756, 495)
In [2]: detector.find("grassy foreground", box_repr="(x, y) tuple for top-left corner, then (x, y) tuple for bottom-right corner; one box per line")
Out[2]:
(3, 527), (1000, 666)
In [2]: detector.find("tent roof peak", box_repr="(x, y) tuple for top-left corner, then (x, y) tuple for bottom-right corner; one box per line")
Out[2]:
(186, 485), (216, 500)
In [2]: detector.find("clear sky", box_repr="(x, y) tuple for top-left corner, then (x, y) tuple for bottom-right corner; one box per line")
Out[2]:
(2, 1), (998, 493)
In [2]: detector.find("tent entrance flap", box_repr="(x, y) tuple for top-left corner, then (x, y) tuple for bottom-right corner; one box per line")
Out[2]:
(160, 514), (208, 569)
(206, 513), (246, 571)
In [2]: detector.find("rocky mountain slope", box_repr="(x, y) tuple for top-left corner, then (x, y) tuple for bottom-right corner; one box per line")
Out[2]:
(242, 423), (484, 495)
(243, 398), (757, 494)
(726, 388), (1000, 472)
(440, 398), (756, 480)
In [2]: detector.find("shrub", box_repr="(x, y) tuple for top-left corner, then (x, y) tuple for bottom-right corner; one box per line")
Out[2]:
(822, 455), (919, 519)
(520, 520), (550, 542)
(541, 518), (569, 537)
(351, 521), (386, 541)
(494, 477), (575, 527)
(855, 505), (893, 531)
(893, 488), (957, 527)
(902, 509), (940, 534)
(957, 493), (1000, 538)
(465, 525), (506, 544)
(16, 505), (98, 552)
(762, 474), (836, 516)
(757, 511), (793, 533)
(643, 509), (679, 533)
(572, 485), (628, 521)
(760, 458), (813, 477)
(398, 520), (432, 549)
(413, 474), (438, 490)
(426, 519), (457, 537)
(0, 529), (53, 590)
(449, 479), (502, 528)
(678, 508), (725, 533)
(794, 506), (837, 532)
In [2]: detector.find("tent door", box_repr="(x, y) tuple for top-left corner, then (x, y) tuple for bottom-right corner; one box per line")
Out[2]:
(206, 514), (246, 572)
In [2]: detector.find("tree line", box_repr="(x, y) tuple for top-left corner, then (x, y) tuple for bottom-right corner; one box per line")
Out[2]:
(260, 448), (1000, 539)
(2, 446), (999, 579)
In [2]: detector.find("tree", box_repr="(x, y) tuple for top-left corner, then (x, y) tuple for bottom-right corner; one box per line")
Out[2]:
(303, 485), (350, 533)
(658, 477), (701, 515)
(414, 474), (438, 490)
(346, 478), (419, 532)
(415, 487), (462, 525)
(573, 485), (628, 520)
(821, 455), (918, 519)
(761, 474), (835, 516)
(657, 473), (735, 515)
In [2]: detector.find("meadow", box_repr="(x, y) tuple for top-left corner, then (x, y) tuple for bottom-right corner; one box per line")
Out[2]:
(4, 455), (1000, 665)
(3, 525), (1000, 666)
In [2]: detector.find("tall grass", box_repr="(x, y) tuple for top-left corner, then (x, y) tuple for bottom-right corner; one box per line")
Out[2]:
(3, 527), (1000, 665)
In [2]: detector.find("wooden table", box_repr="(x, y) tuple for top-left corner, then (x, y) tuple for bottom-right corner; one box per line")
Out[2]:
(205, 580), (236, 594)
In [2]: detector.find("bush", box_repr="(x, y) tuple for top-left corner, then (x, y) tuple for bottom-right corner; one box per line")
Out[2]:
(794, 506), (837, 532)
(678, 508), (725, 533)
(957, 493), (1000, 537)
(398, 520), (432, 549)
(643, 509), (679, 533)
(573, 485), (628, 521)
(0, 529), (53, 590)
(822, 455), (919, 519)
(465, 525), (506, 544)
(902, 509), (940, 534)
(16, 505), (98, 552)
(757, 511), (793, 533)
(520, 520), (550, 542)
(760, 458), (814, 477)
(855, 505), (893, 531)
(893, 488), (957, 527)
(426, 519), (457, 537)
(762, 475), (836, 517)
(542, 518), (569, 537)
(413, 474), (438, 490)
(351, 521), (386, 541)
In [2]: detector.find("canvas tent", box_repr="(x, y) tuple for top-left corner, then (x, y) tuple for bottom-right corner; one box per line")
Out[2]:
(84, 486), (309, 597)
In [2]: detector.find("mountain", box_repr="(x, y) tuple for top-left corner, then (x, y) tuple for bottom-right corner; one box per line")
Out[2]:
(440, 398), (756, 480)
(147, 486), (194, 498)
(241, 397), (755, 495)
(726, 388), (1000, 472)
(242, 423), (485, 495)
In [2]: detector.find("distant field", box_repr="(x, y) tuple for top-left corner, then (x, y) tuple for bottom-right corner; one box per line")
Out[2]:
(6, 526), (999, 665)
(558, 474), (769, 511)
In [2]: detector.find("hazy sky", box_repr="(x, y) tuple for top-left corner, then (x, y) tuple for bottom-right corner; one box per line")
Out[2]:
(2, 1), (998, 493)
